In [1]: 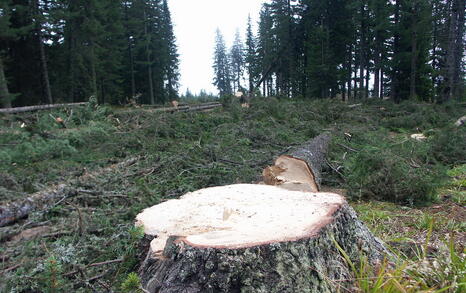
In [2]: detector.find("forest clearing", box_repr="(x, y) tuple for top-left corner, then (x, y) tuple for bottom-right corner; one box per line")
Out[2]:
(0, 98), (464, 292)
(1, 0), (465, 291)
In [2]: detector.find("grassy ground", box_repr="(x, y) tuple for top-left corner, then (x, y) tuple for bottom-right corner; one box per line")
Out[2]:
(0, 98), (464, 292)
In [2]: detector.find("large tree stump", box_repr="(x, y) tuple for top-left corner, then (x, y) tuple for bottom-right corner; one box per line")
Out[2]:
(136, 184), (388, 293)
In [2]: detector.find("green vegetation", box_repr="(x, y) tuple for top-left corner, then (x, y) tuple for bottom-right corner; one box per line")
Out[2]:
(0, 99), (464, 291)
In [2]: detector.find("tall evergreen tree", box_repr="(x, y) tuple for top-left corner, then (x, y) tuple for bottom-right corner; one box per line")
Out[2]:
(161, 0), (179, 101)
(245, 15), (258, 95)
(257, 5), (275, 96)
(230, 30), (244, 93)
(212, 29), (231, 96)
(0, 0), (16, 108)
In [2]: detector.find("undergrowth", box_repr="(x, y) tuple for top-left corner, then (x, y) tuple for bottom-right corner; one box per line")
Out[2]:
(0, 98), (464, 292)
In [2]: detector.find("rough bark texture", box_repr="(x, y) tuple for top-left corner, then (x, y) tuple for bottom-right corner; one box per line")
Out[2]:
(0, 56), (12, 108)
(289, 133), (331, 188)
(0, 157), (139, 227)
(263, 133), (331, 192)
(0, 185), (71, 227)
(138, 203), (388, 293)
(0, 102), (87, 114)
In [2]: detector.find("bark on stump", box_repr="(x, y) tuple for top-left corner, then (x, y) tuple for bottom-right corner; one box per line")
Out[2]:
(136, 184), (388, 293)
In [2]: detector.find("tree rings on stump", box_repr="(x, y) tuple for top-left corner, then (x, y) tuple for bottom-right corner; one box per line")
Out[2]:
(136, 184), (388, 293)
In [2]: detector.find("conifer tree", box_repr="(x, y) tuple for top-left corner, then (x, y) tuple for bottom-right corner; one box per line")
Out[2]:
(161, 0), (179, 101)
(245, 15), (258, 95)
(213, 29), (231, 96)
(0, 0), (15, 108)
(230, 30), (244, 93)
(257, 5), (274, 96)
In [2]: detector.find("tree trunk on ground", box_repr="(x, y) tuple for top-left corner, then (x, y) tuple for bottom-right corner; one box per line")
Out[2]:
(0, 185), (70, 227)
(0, 157), (139, 227)
(263, 133), (330, 192)
(136, 134), (390, 292)
(0, 102), (87, 114)
(0, 56), (12, 108)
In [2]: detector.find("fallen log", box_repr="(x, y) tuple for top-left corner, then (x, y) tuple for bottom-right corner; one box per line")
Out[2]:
(152, 102), (222, 113)
(0, 102), (87, 114)
(263, 133), (331, 192)
(136, 134), (390, 292)
(0, 185), (71, 227)
(0, 157), (140, 227)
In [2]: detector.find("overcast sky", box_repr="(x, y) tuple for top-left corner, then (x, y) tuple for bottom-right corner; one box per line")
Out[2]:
(168, 0), (265, 95)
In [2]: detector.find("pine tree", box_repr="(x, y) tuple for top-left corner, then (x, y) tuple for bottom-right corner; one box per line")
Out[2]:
(245, 15), (258, 95)
(230, 30), (244, 93)
(369, 0), (391, 99)
(0, 0), (16, 108)
(213, 29), (231, 96)
(257, 5), (275, 96)
(161, 0), (179, 101)
(391, 0), (433, 102)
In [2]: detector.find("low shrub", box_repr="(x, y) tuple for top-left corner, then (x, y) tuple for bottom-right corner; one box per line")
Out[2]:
(344, 147), (442, 205)
(430, 126), (466, 166)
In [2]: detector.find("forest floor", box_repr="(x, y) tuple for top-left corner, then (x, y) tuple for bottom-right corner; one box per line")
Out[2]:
(0, 98), (464, 292)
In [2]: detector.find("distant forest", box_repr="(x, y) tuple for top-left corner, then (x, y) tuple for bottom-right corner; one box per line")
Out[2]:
(213, 0), (465, 103)
(0, 0), (179, 108)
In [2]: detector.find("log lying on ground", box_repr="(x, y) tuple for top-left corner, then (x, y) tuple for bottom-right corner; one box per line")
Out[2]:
(0, 102), (87, 114)
(137, 184), (388, 293)
(263, 133), (331, 192)
(0, 157), (139, 227)
(0, 185), (70, 227)
(151, 102), (222, 114)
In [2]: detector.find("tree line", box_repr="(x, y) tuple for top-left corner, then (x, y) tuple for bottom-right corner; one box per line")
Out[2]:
(213, 0), (465, 103)
(0, 0), (179, 108)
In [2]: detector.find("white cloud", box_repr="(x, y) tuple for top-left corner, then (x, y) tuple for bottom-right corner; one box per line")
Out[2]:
(168, 0), (265, 95)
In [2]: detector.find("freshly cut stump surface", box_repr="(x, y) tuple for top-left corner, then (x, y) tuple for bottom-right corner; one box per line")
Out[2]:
(137, 184), (388, 293)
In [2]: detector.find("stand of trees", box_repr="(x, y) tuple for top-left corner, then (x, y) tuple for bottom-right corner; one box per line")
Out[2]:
(213, 0), (465, 102)
(0, 0), (179, 108)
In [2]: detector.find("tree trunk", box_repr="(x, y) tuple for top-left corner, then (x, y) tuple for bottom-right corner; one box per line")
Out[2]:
(391, 0), (401, 103)
(144, 10), (155, 105)
(0, 185), (70, 227)
(0, 56), (12, 108)
(444, 0), (457, 102)
(347, 45), (353, 100)
(0, 102), (87, 114)
(453, 0), (465, 98)
(374, 63), (380, 99)
(380, 66), (385, 99)
(0, 157), (139, 227)
(33, 0), (53, 104)
(409, 1), (418, 99)
(124, 3), (136, 99)
(263, 133), (330, 192)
